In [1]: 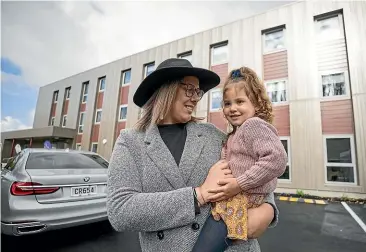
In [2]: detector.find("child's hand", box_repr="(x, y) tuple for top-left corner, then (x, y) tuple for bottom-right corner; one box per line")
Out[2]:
(206, 178), (242, 202)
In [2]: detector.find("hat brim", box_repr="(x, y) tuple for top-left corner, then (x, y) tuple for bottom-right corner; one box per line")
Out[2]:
(133, 66), (221, 107)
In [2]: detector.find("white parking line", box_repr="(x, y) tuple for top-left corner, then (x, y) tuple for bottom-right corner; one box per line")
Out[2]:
(341, 201), (366, 233)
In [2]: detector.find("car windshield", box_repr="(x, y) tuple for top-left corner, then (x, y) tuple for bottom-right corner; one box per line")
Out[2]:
(25, 152), (109, 169)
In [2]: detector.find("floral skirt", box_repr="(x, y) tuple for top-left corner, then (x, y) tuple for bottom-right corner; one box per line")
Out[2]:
(211, 193), (265, 241)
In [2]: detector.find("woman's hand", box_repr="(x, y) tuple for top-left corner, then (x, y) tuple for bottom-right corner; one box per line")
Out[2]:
(196, 160), (233, 205)
(247, 203), (274, 239)
(206, 178), (242, 202)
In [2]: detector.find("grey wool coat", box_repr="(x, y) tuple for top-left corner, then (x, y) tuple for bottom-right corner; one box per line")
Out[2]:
(107, 122), (279, 252)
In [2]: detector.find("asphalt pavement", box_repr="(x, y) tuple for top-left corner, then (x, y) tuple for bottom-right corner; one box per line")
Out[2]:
(1, 200), (365, 252)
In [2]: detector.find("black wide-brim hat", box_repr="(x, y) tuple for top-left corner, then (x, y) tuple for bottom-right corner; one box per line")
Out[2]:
(133, 58), (220, 107)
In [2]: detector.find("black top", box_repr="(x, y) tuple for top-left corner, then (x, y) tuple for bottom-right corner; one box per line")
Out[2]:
(158, 122), (200, 215)
(158, 123), (187, 166)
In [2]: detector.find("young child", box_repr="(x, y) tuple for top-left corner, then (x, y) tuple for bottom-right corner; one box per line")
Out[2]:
(192, 67), (288, 252)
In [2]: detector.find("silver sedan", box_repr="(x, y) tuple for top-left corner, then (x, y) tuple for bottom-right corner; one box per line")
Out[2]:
(1, 148), (109, 236)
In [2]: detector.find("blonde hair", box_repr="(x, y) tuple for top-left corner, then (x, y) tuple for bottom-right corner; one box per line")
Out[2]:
(223, 67), (273, 124)
(134, 81), (203, 131)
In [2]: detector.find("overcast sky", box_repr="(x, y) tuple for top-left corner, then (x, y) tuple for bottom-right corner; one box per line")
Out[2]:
(1, 0), (290, 132)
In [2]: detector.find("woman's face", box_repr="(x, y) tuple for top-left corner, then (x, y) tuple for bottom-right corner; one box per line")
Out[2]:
(163, 76), (202, 124)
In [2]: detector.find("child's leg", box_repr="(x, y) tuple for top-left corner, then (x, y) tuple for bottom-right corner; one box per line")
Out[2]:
(225, 193), (249, 240)
(191, 215), (232, 252)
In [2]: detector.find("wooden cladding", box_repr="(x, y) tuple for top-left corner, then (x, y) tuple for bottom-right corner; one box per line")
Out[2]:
(317, 38), (348, 72)
(62, 100), (69, 115)
(119, 86), (129, 105)
(209, 112), (227, 132)
(211, 63), (228, 86)
(91, 124), (100, 142)
(80, 103), (86, 112)
(321, 99), (354, 134)
(76, 134), (82, 144)
(273, 105), (290, 136)
(50, 103), (56, 117)
(96, 92), (104, 109)
(263, 51), (288, 81)
(115, 121), (126, 141)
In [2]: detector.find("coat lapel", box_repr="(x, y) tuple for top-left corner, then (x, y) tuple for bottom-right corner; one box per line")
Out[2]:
(144, 125), (186, 189)
(179, 123), (204, 183)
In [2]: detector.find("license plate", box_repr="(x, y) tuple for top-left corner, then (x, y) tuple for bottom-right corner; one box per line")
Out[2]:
(71, 185), (97, 197)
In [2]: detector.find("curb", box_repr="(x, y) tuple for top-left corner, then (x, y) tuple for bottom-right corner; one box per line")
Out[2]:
(277, 196), (328, 205)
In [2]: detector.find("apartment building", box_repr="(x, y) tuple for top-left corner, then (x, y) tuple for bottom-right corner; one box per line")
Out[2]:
(2, 1), (365, 197)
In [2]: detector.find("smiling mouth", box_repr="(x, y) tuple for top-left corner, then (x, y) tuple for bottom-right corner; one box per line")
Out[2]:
(230, 115), (241, 119)
(185, 105), (194, 112)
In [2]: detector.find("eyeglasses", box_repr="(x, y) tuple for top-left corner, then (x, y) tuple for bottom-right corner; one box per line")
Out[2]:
(180, 82), (204, 100)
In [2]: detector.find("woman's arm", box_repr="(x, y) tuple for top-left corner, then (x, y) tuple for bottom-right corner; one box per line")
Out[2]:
(107, 132), (196, 233)
(247, 192), (279, 239)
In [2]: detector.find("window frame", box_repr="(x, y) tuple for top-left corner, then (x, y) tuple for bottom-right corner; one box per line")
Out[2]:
(62, 115), (67, 127)
(209, 88), (223, 112)
(53, 91), (59, 103)
(211, 43), (228, 66)
(121, 69), (131, 86)
(50, 117), (55, 126)
(278, 136), (291, 182)
(118, 105), (128, 122)
(262, 27), (287, 55)
(144, 62), (155, 78)
(98, 77), (106, 92)
(95, 109), (102, 124)
(315, 12), (344, 42)
(178, 51), (193, 62)
(264, 78), (289, 105)
(323, 134), (357, 185)
(65, 87), (71, 100)
(91, 142), (98, 153)
(78, 112), (85, 134)
(82, 82), (89, 104)
(319, 69), (350, 101)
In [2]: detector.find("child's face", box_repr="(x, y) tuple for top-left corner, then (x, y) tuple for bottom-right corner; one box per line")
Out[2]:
(222, 84), (255, 127)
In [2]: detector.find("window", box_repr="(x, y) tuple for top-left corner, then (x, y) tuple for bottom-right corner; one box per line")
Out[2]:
(53, 91), (59, 103)
(178, 52), (193, 62)
(279, 138), (291, 180)
(50, 117), (55, 126)
(119, 105), (128, 121)
(98, 77), (106, 92)
(321, 72), (347, 98)
(78, 112), (85, 134)
(211, 43), (228, 65)
(76, 144), (81, 150)
(324, 136), (356, 184)
(210, 89), (223, 111)
(95, 109), (102, 124)
(263, 28), (285, 53)
(121, 69), (131, 85)
(65, 87), (71, 100)
(91, 143), (98, 153)
(82, 82), (89, 103)
(26, 152), (108, 169)
(144, 63), (155, 78)
(315, 13), (343, 41)
(62, 115), (67, 127)
(265, 80), (287, 104)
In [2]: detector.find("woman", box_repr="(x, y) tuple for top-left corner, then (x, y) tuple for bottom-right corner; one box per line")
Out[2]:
(107, 58), (278, 252)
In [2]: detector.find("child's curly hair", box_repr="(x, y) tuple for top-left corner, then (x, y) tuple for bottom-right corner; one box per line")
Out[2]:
(222, 66), (273, 124)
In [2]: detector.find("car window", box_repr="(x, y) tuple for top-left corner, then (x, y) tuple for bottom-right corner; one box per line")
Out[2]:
(25, 153), (109, 169)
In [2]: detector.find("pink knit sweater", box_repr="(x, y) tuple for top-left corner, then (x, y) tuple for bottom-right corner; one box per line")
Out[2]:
(222, 117), (288, 194)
